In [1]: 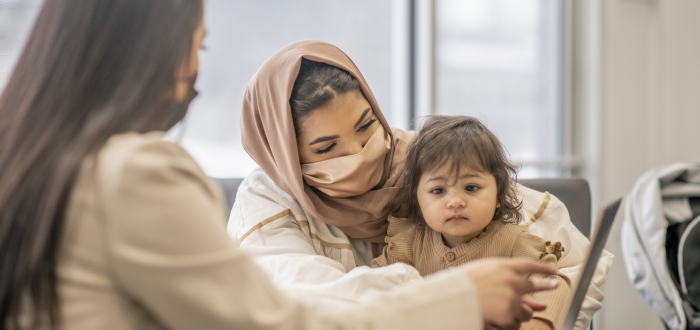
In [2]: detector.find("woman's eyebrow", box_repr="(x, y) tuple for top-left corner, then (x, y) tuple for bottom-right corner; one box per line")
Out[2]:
(309, 135), (340, 145)
(353, 108), (371, 128)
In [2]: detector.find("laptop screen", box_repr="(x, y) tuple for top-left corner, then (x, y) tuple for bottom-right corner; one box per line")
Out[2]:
(560, 198), (622, 330)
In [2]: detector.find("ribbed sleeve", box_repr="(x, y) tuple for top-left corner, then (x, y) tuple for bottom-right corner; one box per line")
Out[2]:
(371, 216), (418, 267)
(511, 231), (572, 327)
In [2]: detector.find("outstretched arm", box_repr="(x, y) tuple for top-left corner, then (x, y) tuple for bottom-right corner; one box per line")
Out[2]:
(102, 139), (497, 329)
(228, 170), (424, 307)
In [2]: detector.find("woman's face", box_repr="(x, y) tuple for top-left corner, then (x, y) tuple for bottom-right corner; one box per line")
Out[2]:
(174, 19), (206, 101)
(296, 90), (380, 164)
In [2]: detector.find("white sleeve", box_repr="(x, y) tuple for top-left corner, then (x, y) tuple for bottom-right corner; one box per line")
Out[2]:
(227, 171), (424, 309)
(518, 184), (614, 330)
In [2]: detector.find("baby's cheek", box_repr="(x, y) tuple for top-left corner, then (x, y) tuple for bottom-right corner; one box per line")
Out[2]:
(422, 203), (442, 227)
(487, 206), (498, 219)
(422, 204), (436, 220)
(480, 196), (499, 218)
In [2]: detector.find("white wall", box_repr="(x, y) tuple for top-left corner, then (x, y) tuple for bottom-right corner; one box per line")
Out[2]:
(575, 0), (700, 329)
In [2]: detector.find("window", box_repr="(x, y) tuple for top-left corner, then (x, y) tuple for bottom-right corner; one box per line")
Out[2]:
(0, 0), (42, 89)
(0, 0), (570, 179)
(434, 0), (567, 178)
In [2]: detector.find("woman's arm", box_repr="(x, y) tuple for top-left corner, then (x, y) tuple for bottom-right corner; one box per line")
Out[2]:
(98, 138), (490, 329)
(101, 140), (310, 329)
(228, 169), (425, 307)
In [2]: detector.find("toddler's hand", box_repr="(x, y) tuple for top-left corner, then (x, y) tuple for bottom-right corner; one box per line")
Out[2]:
(518, 318), (552, 330)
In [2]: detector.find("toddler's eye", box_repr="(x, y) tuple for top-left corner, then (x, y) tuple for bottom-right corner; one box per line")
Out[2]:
(465, 185), (479, 192)
(430, 188), (445, 195)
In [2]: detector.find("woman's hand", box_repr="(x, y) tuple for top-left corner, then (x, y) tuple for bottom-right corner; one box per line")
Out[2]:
(459, 258), (558, 330)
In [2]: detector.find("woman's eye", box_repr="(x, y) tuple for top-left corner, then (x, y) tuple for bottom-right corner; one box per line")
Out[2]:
(465, 185), (479, 192)
(357, 118), (377, 132)
(315, 143), (336, 154)
(430, 188), (445, 195)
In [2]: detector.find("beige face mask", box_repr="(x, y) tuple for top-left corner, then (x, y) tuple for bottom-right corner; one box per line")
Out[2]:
(301, 126), (391, 198)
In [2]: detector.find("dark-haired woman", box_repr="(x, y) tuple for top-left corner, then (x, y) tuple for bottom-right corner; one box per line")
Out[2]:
(0, 1), (559, 330)
(230, 40), (613, 330)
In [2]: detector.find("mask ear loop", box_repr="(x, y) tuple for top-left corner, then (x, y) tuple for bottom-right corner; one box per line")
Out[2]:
(175, 113), (189, 144)
(173, 75), (199, 144)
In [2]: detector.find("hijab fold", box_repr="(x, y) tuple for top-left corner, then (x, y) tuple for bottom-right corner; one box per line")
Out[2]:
(240, 40), (414, 243)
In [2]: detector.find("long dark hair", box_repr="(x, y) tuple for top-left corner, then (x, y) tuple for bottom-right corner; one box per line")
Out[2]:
(289, 58), (361, 136)
(0, 0), (202, 328)
(387, 115), (522, 226)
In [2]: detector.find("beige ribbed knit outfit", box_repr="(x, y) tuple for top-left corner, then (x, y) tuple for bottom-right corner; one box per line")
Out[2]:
(372, 216), (571, 326)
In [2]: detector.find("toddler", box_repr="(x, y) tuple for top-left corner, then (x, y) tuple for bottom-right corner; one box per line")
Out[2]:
(372, 115), (570, 330)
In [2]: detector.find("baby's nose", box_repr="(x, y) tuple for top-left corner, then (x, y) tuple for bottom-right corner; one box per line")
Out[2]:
(446, 194), (466, 208)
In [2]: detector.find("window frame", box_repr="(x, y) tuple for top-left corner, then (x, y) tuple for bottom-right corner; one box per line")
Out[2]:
(395, 0), (576, 177)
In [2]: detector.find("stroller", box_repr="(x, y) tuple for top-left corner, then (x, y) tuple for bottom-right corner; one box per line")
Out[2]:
(621, 163), (700, 330)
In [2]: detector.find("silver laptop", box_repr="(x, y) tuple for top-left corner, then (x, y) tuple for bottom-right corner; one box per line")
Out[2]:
(559, 198), (622, 330)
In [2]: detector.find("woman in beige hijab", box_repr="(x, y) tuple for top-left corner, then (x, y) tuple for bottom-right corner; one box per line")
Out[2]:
(230, 40), (611, 330)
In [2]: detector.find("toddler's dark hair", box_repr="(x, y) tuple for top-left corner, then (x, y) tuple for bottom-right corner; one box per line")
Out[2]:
(388, 115), (522, 225)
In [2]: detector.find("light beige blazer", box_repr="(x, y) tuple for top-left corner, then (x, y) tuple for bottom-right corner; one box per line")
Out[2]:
(22, 132), (481, 329)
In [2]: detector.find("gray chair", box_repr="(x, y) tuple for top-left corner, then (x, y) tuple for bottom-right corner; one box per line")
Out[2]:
(215, 177), (592, 237)
(520, 178), (592, 237)
(216, 178), (244, 219)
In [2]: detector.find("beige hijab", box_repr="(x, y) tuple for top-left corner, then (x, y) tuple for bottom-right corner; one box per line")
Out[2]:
(240, 40), (415, 243)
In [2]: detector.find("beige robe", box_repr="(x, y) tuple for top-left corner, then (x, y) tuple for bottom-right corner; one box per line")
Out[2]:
(26, 131), (481, 330)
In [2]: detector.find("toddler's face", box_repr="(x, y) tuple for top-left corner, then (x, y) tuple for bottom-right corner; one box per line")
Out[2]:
(416, 162), (500, 248)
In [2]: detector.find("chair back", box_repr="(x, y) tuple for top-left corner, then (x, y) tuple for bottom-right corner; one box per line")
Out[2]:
(216, 178), (244, 218)
(520, 178), (592, 237)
